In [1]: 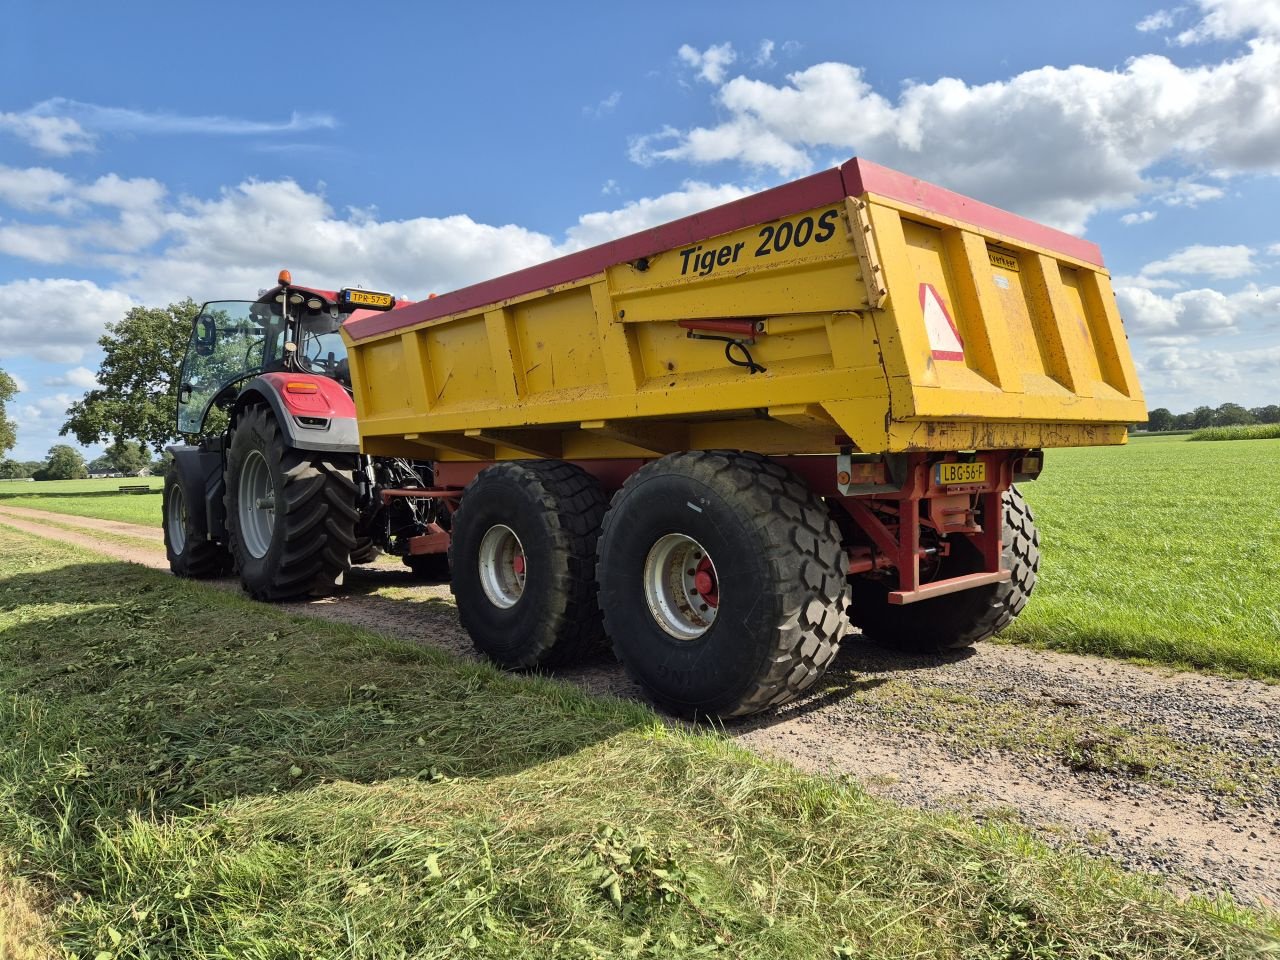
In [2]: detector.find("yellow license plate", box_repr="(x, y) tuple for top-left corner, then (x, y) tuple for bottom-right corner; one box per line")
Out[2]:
(937, 462), (986, 485)
(347, 289), (393, 308)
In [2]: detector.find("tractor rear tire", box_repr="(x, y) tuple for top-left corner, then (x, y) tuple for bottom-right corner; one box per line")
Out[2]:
(596, 451), (849, 719)
(849, 486), (1039, 654)
(163, 470), (231, 578)
(350, 539), (381, 565)
(450, 461), (607, 668)
(225, 405), (359, 601)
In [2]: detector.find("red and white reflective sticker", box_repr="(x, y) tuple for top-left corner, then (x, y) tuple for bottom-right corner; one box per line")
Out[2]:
(919, 282), (964, 361)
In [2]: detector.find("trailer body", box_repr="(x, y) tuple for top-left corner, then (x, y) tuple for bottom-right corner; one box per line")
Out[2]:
(343, 158), (1144, 464)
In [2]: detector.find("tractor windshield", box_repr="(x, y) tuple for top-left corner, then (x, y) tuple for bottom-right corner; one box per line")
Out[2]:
(177, 300), (286, 434)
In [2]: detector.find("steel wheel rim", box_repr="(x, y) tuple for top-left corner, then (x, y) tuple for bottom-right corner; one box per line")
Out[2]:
(238, 449), (275, 559)
(478, 524), (526, 608)
(167, 483), (188, 553)
(643, 533), (719, 640)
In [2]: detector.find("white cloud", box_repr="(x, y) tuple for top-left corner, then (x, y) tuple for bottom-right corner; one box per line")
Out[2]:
(601, 179), (620, 196)
(0, 112), (93, 155)
(44, 366), (99, 389)
(755, 40), (776, 67)
(678, 43), (737, 84)
(1139, 343), (1280, 404)
(584, 91), (622, 118)
(566, 181), (754, 250)
(1159, 180), (1225, 207)
(1141, 243), (1256, 278)
(633, 7), (1280, 233)
(0, 98), (336, 155)
(1120, 210), (1157, 224)
(1269, 242), (1280, 255)
(1137, 9), (1177, 32)
(1117, 281), (1280, 335)
(0, 166), (77, 213)
(0, 279), (136, 362)
(1175, 0), (1280, 44)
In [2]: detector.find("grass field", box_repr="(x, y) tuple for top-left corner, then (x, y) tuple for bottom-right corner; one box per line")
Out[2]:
(0, 530), (1271, 958)
(0, 475), (163, 525)
(1008, 434), (1280, 678)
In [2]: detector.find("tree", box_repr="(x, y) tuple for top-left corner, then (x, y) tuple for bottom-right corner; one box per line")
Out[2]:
(36, 444), (88, 481)
(1191, 405), (1215, 429)
(1213, 403), (1254, 426)
(87, 454), (114, 474)
(106, 439), (149, 475)
(61, 300), (199, 455)
(1250, 405), (1280, 424)
(0, 368), (17, 457)
(1146, 407), (1175, 432)
(0, 459), (35, 479)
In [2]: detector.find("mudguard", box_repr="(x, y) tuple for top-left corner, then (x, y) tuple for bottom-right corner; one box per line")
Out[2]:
(234, 373), (360, 454)
(167, 443), (227, 540)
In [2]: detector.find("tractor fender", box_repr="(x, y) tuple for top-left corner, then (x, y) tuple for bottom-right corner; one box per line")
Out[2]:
(233, 373), (360, 454)
(167, 443), (228, 540)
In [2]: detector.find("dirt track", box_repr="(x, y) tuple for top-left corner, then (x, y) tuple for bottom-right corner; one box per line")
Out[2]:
(1, 502), (1276, 907)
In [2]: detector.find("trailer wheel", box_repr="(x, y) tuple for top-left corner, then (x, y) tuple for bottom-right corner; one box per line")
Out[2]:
(849, 486), (1039, 654)
(225, 405), (359, 600)
(450, 461), (607, 667)
(163, 470), (230, 578)
(597, 451), (849, 719)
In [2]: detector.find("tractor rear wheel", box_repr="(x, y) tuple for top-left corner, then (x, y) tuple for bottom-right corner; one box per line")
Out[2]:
(225, 405), (359, 600)
(849, 486), (1039, 654)
(596, 451), (849, 719)
(163, 470), (231, 578)
(450, 460), (607, 668)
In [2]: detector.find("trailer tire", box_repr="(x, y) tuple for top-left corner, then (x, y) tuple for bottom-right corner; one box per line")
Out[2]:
(450, 461), (607, 668)
(163, 470), (231, 578)
(225, 405), (359, 600)
(597, 451), (849, 719)
(849, 486), (1039, 654)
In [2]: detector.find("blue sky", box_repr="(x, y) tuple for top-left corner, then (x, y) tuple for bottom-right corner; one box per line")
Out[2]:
(2, 0), (1278, 460)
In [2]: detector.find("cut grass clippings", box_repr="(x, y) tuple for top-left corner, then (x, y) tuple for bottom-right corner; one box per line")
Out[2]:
(0, 531), (1273, 957)
(1007, 434), (1280, 680)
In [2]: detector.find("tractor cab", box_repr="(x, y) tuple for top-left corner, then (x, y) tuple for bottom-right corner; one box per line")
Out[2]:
(175, 272), (398, 436)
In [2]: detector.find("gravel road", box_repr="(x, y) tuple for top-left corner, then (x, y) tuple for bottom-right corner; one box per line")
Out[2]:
(1, 503), (1276, 907)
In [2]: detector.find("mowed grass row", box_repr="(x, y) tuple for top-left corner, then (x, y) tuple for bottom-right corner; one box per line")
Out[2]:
(0, 476), (164, 527)
(1008, 435), (1280, 679)
(0, 532), (1272, 958)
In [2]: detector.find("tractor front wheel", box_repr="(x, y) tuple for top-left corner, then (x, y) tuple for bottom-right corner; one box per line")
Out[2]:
(163, 470), (230, 578)
(225, 405), (358, 600)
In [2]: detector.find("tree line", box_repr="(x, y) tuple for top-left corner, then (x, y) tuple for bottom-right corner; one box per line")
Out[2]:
(1143, 404), (1280, 433)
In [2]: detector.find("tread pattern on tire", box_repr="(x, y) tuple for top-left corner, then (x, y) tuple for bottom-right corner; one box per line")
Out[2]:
(599, 450), (850, 717)
(163, 471), (230, 578)
(226, 405), (358, 600)
(849, 486), (1039, 653)
(452, 460), (607, 667)
(350, 538), (381, 565)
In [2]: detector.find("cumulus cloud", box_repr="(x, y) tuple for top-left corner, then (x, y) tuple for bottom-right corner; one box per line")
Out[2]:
(1138, 342), (1280, 405)
(565, 181), (754, 249)
(1140, 243), (1257, 279)
(1137, 9), (1177, 32)
(0, 279), (137, 362)
(1175, 0), (1280, 44)
(678, 43), (737, 84)
(1117, 282), (1280, 335)
(584, 91), (622, 118)
(44, 366), (99, 389)
(1121, 210), (1157, 225)
(0, 112), (93, 155)
(633, 4), (1280, 233)
(755, 40), (776, 67)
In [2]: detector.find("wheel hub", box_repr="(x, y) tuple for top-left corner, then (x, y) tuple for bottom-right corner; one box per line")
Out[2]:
(167, 483), (188, 553)
(237, 449), (276, 560)
(478, 524), (526, 608)
(643, 533), (720, 640)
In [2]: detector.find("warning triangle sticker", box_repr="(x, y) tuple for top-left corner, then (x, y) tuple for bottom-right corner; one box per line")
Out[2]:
(919, 283), (964, 361)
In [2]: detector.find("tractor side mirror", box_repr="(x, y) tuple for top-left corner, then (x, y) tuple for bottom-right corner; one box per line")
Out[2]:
(194, 315), (218, 357)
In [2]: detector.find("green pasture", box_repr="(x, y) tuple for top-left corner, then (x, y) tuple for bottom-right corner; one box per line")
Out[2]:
(1008, 434), (1280, 678)
(0, 530), (1269, 958)
(0, 475), (163, 525)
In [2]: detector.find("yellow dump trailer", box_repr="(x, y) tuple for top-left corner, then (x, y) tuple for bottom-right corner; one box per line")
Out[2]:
(337, 157), (1145, 718)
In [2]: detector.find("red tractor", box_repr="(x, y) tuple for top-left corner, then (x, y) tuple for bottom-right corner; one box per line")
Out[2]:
(164, 272), (449, 596)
